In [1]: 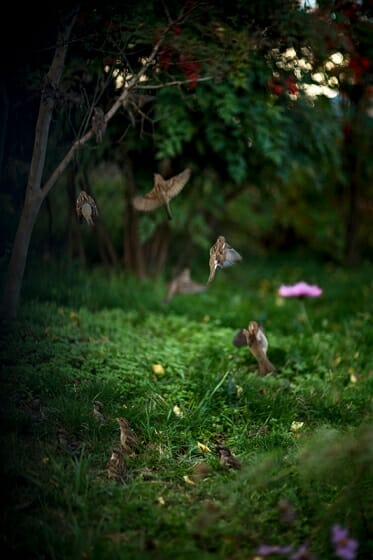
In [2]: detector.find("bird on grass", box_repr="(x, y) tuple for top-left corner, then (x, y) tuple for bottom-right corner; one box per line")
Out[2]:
(163, 268), (207, 303)
(216, 445), (241, 470)
(93, 400), (109, 423)
(132, 168), (191, 220)
(116, 417), (139, 454)
(208, 236), (242, 283)
(76, 190), (99, 226)
(57, 428), (82, 456)
(233, 321), (276, 376)
(106, 447), (126, 483)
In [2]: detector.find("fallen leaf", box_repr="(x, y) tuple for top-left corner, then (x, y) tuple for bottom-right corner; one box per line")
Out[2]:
(183, 475), (196, 485)
(173, 405), (183, 417)
(290, 421), (304, 432)
(197, 441), (211, 453)
(152, 364), (165, 375)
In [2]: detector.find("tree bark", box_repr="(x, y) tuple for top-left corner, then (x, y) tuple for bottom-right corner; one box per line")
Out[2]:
(1, 9), (168, 320)
(1, 190), (44, 319)
(1, 9), (78, 320)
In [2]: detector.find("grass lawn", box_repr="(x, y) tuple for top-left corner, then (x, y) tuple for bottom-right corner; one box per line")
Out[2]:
(1, 254), (373, 559)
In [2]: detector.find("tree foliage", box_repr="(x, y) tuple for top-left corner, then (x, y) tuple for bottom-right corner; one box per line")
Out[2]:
(2, 0), (373, 318)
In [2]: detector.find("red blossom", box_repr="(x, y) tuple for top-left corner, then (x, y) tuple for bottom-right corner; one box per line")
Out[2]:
(172, 24), (182, 36)
(348, 55), (371, 80)
(158, 45), (176, 70)
(179, 54), (201, 88)
(268, 79), (283, 96)
(286, 77), (298, 95)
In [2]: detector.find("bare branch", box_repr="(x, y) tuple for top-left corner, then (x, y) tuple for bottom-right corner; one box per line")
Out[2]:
(41, 23), (173, 196)
(135, 75), (212, 90)
(161, 0), (173, 25)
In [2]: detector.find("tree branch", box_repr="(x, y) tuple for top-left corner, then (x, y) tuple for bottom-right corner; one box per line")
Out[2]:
(135, 76), (212, 90)
(41, 22), (172, 196)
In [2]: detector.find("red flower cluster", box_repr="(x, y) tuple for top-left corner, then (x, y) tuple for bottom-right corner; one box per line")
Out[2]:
(179, 54), (201, 88)
(268, 76), (298, 97)
(348, 55), (371, 81)
(158, 45), (175, 71)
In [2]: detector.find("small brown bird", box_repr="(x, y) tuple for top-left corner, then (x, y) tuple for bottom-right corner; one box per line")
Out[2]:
(132, 168), (191, 220)
(116, 417), (139, 454)
(208, 235), (242, 283)
(163, 268), (207, 303)
(91, 107), (107, 143)
(57, 428), (82, 456)
(216, 445), (241, 470)
(76, 190), (99, 226)
(233, 321), (276, 376)
(106, 447), (126, 483)
(93, 400), (108, 423)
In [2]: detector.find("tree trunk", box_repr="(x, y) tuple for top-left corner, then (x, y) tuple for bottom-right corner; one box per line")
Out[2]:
(1, 13), (168, 319)
(1, 190), (44, 319)
(143, 222), (171, 276)
(1, 9), (78, 320)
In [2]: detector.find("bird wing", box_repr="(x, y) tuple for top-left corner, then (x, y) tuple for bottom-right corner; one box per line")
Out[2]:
(87, 194), (99, 218)
(256, 325), (269, 354)
(132, 169), (190, 212)
(163, 168), (191, 198)
(233, 329), (249, 347)
(221, 243), (242, 268)
(132, 191), (164, 211)
(132, 176), (165, 211)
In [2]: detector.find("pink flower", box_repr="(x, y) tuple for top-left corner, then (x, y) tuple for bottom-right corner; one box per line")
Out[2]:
(278, 282), (323, 298)
(331, 525), (359, 560)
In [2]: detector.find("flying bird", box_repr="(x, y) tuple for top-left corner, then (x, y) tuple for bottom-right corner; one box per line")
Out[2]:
(208, 235), (242, 283)
(132, 168), (191, 220)
(163, 268), (207, 303)
(216, 445), (241, 470)
(233, 321), (276, 376)
(76, 190), (99, 226)
(116, 417), (139, 454)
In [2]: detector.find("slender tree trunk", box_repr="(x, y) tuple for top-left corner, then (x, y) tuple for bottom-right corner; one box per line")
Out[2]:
(2, 190), (44, 319)
(143, 222), (171, 276)
(1, 9), (78, 320)
(1, 11), (167, 319)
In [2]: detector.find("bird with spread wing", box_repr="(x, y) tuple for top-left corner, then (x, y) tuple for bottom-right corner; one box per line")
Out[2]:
(208, 235), (242, 283)
(233, 321), (276, 376)
(132, 168), (191, 220)
(163, 268), (207, 303)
